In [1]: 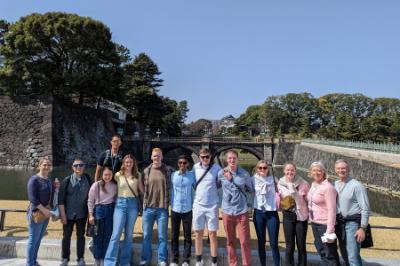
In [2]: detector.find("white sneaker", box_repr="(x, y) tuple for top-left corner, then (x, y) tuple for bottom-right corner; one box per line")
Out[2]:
(182, 262), (189, 266)
(195, 261), (203, 266)
(139, 261), (147, 266)
(211, 263), (217, 266)
(60, 259), (68, 266)
(170, 263), (179, 266)
(159, 262), (167, 266)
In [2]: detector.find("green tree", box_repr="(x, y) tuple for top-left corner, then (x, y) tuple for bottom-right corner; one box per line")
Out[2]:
(0, 12), (127, 103)
(317, 93), (373, 140)
(160, 98), (188, 136)
(122, 53), (163, 92)
(258, 93), (319, 137)
(122, 53), (187, 136)
(184, 119), (212, 136)
(364, 98), (400, 142)
(232, 105), (262, 136)
(260, 96), (287, 136)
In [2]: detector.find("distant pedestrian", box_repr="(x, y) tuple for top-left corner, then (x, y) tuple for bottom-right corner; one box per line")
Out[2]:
(334, 159), (370, 266)
(104, 154), (142, 266)
(87, 167), (117, 266)
(26, 157), (59, 266)
(95, 134), (124, 181)
(219, 150), (253, 266)
(169, 155), (196, 266)
(252, 160), (280, 266)
(308, 161), (340, 266)
(58, 159), (92, 266)
(278, 162), (310, 266)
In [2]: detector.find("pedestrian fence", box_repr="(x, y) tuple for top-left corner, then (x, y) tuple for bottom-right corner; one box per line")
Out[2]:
(302, 138), (400, 154)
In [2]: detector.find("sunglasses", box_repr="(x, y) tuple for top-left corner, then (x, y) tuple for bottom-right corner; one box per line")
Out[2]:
(200, 155), (210, 159)
(258, 166), (268, 170)
(178, 161), (188, 165)
(73, 163), (85, 168)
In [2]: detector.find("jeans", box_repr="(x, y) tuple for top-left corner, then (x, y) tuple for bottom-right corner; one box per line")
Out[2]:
(311, 223), (340, 266)
(282, 211), (308, 266)
(62, 217), (86, 261)
(104, 197), (138, 266)
(337, 221), (362, 266)
(93, 203), (115, 260)
(253, 209), (280, 266)
(141, 207), (169, 264)
(171, 210), (192, 263)
(222, 212), (251, 266)
(26, 217), (49, 266)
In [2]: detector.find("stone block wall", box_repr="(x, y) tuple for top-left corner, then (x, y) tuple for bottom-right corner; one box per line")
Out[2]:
(52, 99), (115, 166)
(0, 96), (53, 168)
(293, 144), (400, 192)
(0, 96), (115, 168)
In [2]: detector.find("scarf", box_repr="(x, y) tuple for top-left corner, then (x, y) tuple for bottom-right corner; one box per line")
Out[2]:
(278, 175), (306, 190)
(70, 173), (82, 188)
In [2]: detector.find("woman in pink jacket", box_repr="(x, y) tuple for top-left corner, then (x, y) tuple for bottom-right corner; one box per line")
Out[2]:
(307, 161), (340, 266)
(278, 162), (310, 266)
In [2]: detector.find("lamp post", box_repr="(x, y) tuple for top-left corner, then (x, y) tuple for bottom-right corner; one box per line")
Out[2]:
(156, 128), (161, 139)
(144, 125), (151, 139)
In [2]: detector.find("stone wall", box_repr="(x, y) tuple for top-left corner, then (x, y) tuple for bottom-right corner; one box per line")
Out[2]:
(0, 96), (115, 168)
(52, 99), (114, 166)
(0, 96), (53, 168)
(293, 144), (400, 192)
(273, 142), (296, 165)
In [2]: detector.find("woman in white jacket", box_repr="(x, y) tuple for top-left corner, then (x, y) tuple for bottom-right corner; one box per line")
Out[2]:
(252, 160), (280, 266)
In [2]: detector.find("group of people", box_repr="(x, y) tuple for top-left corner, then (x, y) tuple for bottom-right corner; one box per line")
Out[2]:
(26, 134), (371, 266)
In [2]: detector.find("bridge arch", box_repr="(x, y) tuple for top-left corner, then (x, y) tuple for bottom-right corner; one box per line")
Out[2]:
(213, 145), (264, 161)
(160, 145), (199, 157)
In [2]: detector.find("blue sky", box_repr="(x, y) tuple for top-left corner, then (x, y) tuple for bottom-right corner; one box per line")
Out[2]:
(2, 1), (400, 122)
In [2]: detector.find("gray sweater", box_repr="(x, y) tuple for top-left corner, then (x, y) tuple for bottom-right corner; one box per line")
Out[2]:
(334, 177), (370, 226)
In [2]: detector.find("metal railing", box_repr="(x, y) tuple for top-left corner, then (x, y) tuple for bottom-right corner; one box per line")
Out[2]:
(150, 136), (276, 143)
(302, 138), (400, 154)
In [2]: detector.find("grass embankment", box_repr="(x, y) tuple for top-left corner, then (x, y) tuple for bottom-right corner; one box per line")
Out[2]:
(1, 200), (399, 259)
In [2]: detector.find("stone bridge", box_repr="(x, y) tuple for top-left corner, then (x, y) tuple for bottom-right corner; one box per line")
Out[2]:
(124, 136), (297, 166)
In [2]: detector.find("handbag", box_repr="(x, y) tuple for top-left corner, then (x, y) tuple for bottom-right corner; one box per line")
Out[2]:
(86, 182), (101, 237)
(280, 195), (296, 211)
(361, 224), (373, 248)
(86, 221), (98, 237)
(31, 205), (51, 224)
(31, 180), (53, 224)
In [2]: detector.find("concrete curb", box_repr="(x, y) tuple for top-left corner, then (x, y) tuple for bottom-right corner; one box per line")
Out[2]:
(0, 237), (398, 266)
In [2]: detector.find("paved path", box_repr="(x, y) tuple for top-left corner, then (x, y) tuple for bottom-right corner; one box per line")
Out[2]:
(301, 142), (400, 167)
(0, 257), (61, 266)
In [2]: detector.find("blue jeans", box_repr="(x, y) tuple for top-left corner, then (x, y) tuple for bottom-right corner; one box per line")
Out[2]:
(141, 207), (168, 264)
(26, 217), (49, 266)
(253, 209), (280, 266)
(338, 221), (362, 266)
(104, 197), (138, 266)
(93, 203), (115, 260)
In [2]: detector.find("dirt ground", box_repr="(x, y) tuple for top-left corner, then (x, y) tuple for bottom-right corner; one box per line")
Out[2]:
(1, 200), (399, 259)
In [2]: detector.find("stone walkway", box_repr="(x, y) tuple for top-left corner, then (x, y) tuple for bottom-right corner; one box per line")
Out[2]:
(0, 257), (60, 266)
(301, 142), (400, 167)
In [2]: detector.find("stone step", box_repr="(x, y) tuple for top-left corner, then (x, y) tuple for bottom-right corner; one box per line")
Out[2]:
(1, 237), (399, 266)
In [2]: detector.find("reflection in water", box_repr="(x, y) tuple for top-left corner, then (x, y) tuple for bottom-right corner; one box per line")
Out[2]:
(1, 164), (399, 217)
(0, 167), (95, 201)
